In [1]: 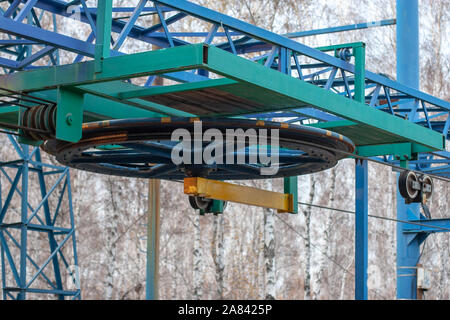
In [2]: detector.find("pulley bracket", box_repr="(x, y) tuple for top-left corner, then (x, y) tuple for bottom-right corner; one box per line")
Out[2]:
(184, 177), (295, 213)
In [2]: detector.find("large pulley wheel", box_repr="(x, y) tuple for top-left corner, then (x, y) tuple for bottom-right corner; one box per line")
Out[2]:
(398, 170), (420, 201)
(41, 117), (355, 180)
(398, 170), (433, 203)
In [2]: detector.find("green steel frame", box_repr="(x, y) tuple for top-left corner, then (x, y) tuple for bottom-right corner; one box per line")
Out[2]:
(0, 0), (447, 301)
(0, 43), (444, 153)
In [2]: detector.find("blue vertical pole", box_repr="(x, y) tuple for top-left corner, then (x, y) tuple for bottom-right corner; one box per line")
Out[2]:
(146, 179), (160, 300)
(353, 43), (368, 300)
(396, 0), (419, 89)
(18, 144), (28, 300)
(396, 0), (420, 300)
(355, 159), (368, 300)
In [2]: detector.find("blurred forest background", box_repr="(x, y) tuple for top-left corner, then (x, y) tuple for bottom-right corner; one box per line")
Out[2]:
(0, 0), (448, 299)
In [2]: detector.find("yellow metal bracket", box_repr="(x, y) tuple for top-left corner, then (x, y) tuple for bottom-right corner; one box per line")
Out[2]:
(184, 177), (294, 213)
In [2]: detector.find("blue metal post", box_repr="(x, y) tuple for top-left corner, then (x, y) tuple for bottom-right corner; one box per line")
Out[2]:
(396, 0), (419, 89)
(146, 179), (160, 300)
(396, 0), (421, 300)
(355, 159), (368, 300)
(353, 43), (368, 300)
(396, 174), (422, 299)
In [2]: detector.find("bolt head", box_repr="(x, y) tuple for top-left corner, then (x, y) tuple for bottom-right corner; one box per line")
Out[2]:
(66, 114), (73, 125)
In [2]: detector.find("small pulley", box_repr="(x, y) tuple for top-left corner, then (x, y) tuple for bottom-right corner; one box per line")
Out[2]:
(398, 170), (433, 204)
(188, 196), (227, 215)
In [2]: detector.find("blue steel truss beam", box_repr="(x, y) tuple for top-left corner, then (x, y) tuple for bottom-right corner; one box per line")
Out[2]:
(0, 1), (446, 174)
(0, 135), (80, 300)
(404, 218), (450, 234)
(285, 19), (396, 38)
(0, 1), (446, 116)
(4, 1), (448, 131)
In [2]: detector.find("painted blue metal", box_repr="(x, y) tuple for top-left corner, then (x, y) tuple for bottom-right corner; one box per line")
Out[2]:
(355, 159), (368, 300)
(396, 198), (422, 299)
(32, 0), (188, 48)
(80, 6), (174, 14)
(79, 0), (97, 38)
(286, 19), (396, 38)
(396, 0), (419, 90)
(14, 0), (39, 23)
(0, 16), (99, 57)
(395, 0), (422, 300)
(403, 218), (450, 234)
(352, 43), (369, 300)
(113, 0), (149, 51)
(0, 135), (80, 300)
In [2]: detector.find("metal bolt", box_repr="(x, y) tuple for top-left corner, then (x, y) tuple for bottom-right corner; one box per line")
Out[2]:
(66, 113), (73, 125)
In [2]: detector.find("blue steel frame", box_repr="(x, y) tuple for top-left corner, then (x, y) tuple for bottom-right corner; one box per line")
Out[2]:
(395, 0), (436, 300)
(0, 134), (80, 300)
(0, 0), (448, 300)
(355, 159), (368, 300)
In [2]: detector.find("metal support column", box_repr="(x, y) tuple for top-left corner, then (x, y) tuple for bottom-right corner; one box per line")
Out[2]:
(279, 46), (298, 214)
(396, 0), (419, 89)
(146, 179), (160, 300)
(0, 135), (80, 299)
(355, 159), (368, 300)
(94, 0), (112, 73)
(353, 43), (368, 300)
(396, 0), (421, 300)
(146, 11), (162, 299)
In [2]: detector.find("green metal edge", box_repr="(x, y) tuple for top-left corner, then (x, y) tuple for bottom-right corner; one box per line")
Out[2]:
(204, 45), (444, 151)
(0, 43), (206, 92)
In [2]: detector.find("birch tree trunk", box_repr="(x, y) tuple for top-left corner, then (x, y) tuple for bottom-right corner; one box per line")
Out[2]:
(264, 207), (275, 300)
(313, 167), (337, 299)
(339, 258), (354, 300)
(304, 174), (316, 300)
(212, 214), (225, 299)
(261, 179), (275, 300)
(105, 177), (119, 300)
(193, 213), (203, 299)
(438, 182), (449, 299)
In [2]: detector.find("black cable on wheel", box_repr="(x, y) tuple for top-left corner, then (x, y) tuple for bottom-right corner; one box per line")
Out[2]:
(398, 170), (419, 202)
(42, 117), (355, 180)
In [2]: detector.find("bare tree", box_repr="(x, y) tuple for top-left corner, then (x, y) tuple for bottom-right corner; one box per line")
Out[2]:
(193, 213), (203, 299)
(211, 214), (226, 299)
(303, 174), (316, 300)
(263, 207), (276, 299)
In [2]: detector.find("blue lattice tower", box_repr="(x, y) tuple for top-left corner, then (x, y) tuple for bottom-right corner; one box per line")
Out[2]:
(0, 135), (80, 300)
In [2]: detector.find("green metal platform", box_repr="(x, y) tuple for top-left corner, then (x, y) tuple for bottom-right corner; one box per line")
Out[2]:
(0, 43), (444, 155)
